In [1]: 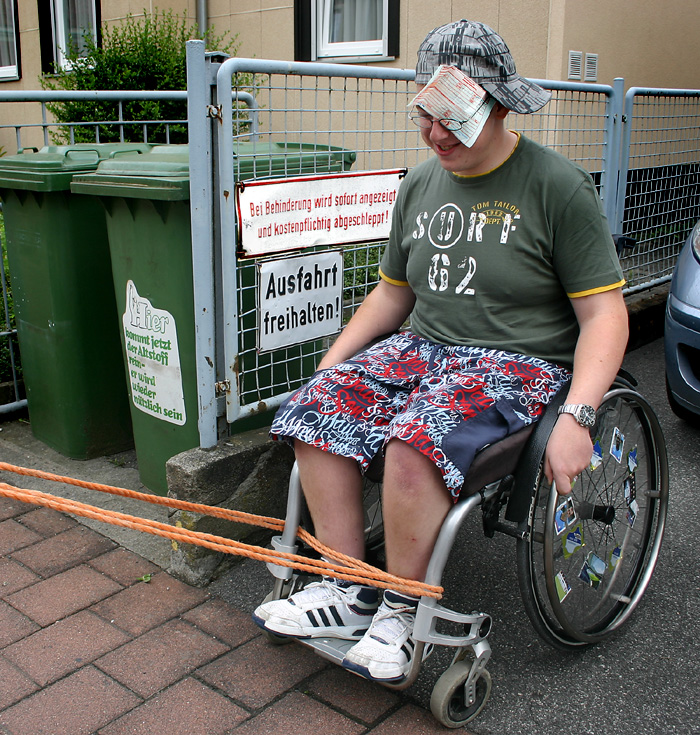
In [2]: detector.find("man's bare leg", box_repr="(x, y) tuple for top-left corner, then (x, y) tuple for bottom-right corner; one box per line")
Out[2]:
(294, 440), (367, 561)
(381, 438), (452, 581)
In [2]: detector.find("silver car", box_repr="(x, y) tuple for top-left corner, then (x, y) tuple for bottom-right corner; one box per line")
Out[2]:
(664, 220), (700, 425)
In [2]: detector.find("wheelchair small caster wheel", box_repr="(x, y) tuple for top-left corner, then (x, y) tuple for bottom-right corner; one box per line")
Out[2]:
(259, 591), (293, 646)
(430, 661), (492, 728)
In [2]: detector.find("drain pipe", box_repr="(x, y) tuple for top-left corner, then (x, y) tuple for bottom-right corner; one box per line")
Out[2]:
(196, 0), (208, 34)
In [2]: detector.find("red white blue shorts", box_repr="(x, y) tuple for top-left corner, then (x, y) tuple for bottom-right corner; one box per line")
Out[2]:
(270, 332), (571, 500)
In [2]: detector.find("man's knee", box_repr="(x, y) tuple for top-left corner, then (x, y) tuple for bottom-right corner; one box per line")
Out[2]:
(384, 439), (443, 488)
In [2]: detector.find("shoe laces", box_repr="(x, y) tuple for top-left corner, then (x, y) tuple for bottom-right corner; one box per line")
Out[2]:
(368, 605), (415, 644)
(290, 579), (349, 607)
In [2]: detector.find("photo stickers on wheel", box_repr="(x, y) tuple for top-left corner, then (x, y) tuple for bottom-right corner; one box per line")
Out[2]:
(590, 439), (603, 470)
(608, 546), (622, 571)
(554, 497), (577, 536)
(627, 498), (639, 528)
(555, 571), (571, 602)
(562, 525), (583, 558)
(627, 446), (638, 474)
(578, 552), (606, 589)
(610, 427), (625, 463)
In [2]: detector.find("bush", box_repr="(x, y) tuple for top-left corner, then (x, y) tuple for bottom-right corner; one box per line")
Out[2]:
(41, 9), (248, 144)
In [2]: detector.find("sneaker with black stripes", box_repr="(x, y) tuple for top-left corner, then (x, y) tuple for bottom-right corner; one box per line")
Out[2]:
(341, 590), (430, 683)
(252, 579), (379, 640)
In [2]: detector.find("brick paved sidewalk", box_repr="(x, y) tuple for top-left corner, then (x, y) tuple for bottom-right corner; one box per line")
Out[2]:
(0, 495), (456, 735)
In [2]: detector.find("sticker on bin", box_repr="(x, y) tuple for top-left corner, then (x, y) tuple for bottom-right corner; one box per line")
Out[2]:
(258, 250), (343, 352)
(122, 280), (186, 426)
(237, 169), (405, 256)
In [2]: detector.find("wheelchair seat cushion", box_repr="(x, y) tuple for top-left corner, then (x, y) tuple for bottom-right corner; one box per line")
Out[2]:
(364, 424), (534, 495)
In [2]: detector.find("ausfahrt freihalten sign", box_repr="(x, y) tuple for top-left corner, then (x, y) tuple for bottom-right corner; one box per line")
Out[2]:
(237, 169), (404, 256)
(258, 250), (343, 352)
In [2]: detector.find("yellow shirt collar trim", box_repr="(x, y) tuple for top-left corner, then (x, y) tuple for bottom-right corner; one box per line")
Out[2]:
(452, 131), (521, 179)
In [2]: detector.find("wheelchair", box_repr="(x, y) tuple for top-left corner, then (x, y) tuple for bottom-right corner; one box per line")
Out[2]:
(261, 371), (669, 728)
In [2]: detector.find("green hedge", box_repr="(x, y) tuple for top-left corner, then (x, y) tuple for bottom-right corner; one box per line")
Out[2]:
(41, 9), (252, 144)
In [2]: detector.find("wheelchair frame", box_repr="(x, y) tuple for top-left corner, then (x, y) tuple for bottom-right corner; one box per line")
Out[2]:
(262, 374), (669, 728)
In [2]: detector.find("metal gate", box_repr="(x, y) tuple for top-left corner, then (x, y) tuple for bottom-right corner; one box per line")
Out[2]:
(187, 43), (624, 448)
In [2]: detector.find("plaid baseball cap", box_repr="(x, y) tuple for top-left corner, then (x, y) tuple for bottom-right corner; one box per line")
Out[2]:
(415, 20), (551, 114)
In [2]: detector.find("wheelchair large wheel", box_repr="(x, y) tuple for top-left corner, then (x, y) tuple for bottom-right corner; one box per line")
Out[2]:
(517, 388), (669, 649)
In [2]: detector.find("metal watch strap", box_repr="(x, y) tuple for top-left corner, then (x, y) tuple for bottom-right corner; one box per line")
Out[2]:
(558, 403), (596, 427)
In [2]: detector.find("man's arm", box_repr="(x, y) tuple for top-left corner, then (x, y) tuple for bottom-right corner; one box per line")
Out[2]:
(544, 287), (629, 494)
(317, 279), (416, 370)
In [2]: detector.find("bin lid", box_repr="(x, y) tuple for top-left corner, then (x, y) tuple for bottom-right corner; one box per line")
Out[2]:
(0, 143), (153, 192)
(230, 141), (357, 179)
(69, 145), (191, 201)
(69, 141), (357, 200)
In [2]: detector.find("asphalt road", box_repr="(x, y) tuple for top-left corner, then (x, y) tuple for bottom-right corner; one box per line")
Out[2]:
(214, 337), (700, 735)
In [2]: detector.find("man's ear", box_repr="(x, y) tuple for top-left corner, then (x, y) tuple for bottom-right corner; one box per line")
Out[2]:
(493, 102), (511, 119)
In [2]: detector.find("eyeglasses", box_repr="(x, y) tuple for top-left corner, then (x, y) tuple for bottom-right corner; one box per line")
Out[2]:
(409, 112), (471, 132)
(408, 97), (491, 132)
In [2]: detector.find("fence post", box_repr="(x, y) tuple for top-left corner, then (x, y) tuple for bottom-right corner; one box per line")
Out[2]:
(604, 77), (626, 235)
(614, 80), (635, 237)
(186, 40), (218, 449)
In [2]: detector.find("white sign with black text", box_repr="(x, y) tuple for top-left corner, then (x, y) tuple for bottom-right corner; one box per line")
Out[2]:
(258, 250), (344, 352)
(237, 169), (404, 256)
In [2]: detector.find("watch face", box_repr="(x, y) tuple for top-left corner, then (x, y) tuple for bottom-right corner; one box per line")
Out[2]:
(579, 405), (597, 427)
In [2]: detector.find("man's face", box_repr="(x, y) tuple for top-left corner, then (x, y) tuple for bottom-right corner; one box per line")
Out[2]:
(415, 85), (509, 177)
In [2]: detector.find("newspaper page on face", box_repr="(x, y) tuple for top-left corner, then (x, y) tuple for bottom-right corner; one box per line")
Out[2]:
(409, 65), (496, 147)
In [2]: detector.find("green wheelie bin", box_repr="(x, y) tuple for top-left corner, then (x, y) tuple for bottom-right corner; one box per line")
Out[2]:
(0, 144), (151, 459)
(70, 142), (355, 494)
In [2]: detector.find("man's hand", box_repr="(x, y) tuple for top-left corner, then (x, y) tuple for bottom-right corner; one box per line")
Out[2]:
(543, 414), (594, 495)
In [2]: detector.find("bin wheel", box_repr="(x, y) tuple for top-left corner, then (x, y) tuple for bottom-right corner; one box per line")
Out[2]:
(430, 661), (492, 728)
(259, 591), (293, 646)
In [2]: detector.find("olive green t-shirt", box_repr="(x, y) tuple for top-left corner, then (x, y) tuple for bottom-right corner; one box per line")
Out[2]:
(379, 134), (624, 366)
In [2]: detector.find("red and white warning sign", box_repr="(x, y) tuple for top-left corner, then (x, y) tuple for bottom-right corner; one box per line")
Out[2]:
(236, 169), (405, 256)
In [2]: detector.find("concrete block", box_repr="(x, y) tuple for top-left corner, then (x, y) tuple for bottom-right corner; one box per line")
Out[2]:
(165, 430), (295, 586)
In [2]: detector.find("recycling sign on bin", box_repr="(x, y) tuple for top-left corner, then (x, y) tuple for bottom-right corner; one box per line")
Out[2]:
(122, 280), (186, 425)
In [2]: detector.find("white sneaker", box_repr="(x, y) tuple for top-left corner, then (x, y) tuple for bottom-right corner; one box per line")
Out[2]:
(342, 599), (428, 682)
(253, 580), (379, 640)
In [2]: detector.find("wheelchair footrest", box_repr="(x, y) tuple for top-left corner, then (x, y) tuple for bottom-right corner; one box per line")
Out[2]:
(414, 598), (492, 648)
(296, 636), (358, 666)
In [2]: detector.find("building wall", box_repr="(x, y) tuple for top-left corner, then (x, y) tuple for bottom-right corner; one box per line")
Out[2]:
(220, 0), (700, 88)
(558, 0), (700, 89)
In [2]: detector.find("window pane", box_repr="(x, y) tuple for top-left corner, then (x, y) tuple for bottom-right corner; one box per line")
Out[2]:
(330, 0), (382, 43)
(63, 0), (96, 55)
(0, 0), (17, 69)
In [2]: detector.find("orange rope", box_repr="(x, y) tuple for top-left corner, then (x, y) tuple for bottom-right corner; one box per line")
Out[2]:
(0, 462), (443, 599)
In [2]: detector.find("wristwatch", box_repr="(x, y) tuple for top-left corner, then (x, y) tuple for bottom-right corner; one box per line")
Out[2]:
(558, 403), (596, 428)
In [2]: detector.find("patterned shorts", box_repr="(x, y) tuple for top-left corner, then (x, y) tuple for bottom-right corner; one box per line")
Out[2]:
(270, 332), (571, 500)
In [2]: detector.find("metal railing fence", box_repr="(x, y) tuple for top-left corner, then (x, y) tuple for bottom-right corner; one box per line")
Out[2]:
(616, 88), (700, 293)
(1, 47), (699, 438)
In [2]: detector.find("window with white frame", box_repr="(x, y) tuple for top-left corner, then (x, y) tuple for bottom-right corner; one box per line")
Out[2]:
(296, 0), (399, 62)
(0, 0), (20, 81)
(51, 0), (98, 69)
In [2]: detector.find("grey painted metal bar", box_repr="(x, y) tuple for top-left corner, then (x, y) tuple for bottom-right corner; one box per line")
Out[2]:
(603, 78), (625, 233)
(186, 41), (218, 449)
(0, 90), (188, 101)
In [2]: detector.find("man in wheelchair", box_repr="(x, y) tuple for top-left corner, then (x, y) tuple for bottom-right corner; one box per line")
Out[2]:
(253, 19), (629, 686)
